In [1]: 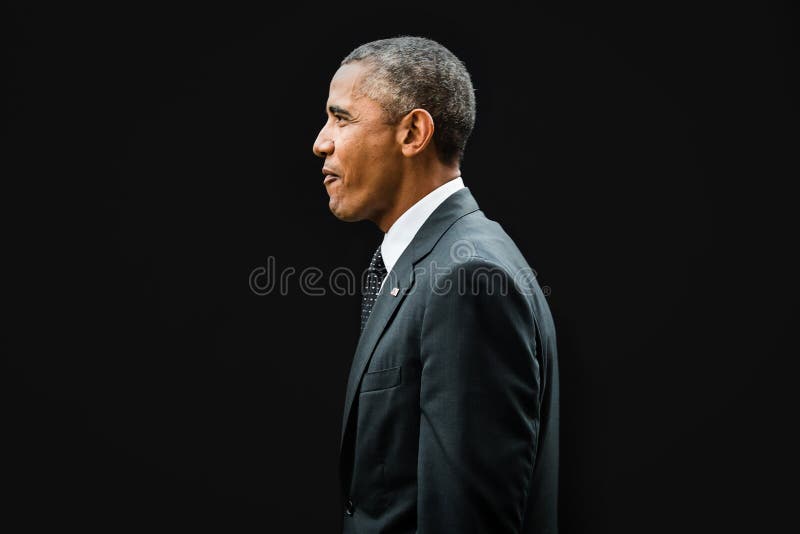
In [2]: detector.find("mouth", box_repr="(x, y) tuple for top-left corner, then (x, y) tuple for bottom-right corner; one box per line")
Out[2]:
(323, 168), (341, 185)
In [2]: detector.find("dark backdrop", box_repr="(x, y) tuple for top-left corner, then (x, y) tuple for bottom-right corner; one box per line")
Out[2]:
(4, 1), (794, 532)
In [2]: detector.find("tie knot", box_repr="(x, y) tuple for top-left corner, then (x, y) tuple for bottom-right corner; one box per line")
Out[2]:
(369, 246), (387, 277)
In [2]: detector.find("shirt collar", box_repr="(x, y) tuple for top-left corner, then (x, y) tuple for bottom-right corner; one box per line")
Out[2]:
(380, 176), (465, 275)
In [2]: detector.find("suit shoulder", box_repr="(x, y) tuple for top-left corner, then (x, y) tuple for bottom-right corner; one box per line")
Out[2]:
(431, 210), (529, 272)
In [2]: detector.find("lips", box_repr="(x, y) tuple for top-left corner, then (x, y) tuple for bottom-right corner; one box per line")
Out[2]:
(323, 168), (341, 185)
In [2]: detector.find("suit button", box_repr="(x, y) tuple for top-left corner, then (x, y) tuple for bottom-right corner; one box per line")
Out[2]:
(344, 498), (354, 516)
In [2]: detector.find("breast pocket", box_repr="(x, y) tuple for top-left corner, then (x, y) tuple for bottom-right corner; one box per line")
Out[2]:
(360, 365), (402, 393)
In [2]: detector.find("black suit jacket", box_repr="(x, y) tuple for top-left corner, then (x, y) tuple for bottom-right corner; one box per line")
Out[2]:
(340, 188), (559, 533)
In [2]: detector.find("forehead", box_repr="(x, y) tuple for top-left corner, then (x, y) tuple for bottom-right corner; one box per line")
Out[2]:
(327, 62), (368, 103)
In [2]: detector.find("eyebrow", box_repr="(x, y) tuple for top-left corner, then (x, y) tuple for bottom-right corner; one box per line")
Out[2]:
(328, 105), (353, 118)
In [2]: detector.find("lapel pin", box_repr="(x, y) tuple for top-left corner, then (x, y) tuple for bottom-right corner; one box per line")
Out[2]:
(390, 287), (399, 296)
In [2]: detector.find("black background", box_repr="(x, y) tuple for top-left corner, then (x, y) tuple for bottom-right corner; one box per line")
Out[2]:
(4, 1), (794, 532)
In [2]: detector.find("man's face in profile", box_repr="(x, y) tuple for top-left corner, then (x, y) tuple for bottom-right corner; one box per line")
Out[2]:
(313, 62), (403, 224)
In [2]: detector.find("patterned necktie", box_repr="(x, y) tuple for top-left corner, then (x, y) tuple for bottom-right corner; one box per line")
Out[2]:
(360, 245), (388, 333)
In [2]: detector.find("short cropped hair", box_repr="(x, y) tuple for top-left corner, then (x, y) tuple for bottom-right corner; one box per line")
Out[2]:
(342, 36), (476, 165)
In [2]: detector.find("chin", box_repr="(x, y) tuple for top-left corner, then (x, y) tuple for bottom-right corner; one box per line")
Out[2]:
(329, 200), (359, 222)
(332, 212), (363, 223)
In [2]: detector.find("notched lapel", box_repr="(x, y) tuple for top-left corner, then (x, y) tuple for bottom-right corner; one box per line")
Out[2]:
(340, 261), (414, 449)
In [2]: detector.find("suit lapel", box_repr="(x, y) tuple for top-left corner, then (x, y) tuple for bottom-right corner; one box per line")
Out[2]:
(339, 187), (482, 450)
(339, 254), (414, 449)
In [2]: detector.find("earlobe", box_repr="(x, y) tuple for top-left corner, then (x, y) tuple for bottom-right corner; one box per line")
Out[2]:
(399, 109), (434, 157)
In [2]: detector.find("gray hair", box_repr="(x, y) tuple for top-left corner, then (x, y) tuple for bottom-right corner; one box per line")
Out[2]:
(341, 36), (476, 165)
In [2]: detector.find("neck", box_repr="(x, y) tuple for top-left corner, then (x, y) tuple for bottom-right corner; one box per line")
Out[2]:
(374, 161), (461, 233)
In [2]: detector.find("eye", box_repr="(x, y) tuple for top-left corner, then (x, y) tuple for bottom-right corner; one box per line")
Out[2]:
(334, 115), (346, 123)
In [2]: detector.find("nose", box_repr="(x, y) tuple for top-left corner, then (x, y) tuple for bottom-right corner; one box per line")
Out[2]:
(313, 124), (334, 158)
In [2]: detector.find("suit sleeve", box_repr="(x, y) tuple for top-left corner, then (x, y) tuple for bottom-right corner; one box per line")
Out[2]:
(417, 258), (541, 533)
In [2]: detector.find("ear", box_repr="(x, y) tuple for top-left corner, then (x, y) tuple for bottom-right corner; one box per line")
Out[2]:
(396, 109), (435, 157)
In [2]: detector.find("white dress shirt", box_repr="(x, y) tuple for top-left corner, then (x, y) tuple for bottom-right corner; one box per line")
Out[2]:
(379, 177), (465, 292)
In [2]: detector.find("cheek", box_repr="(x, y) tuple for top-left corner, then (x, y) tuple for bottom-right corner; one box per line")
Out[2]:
(363, 133), (394, 161)
(340, 130), (395, 179)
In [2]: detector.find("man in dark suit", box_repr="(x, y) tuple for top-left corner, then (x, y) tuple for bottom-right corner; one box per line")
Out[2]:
(313, 36), (559, 534)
